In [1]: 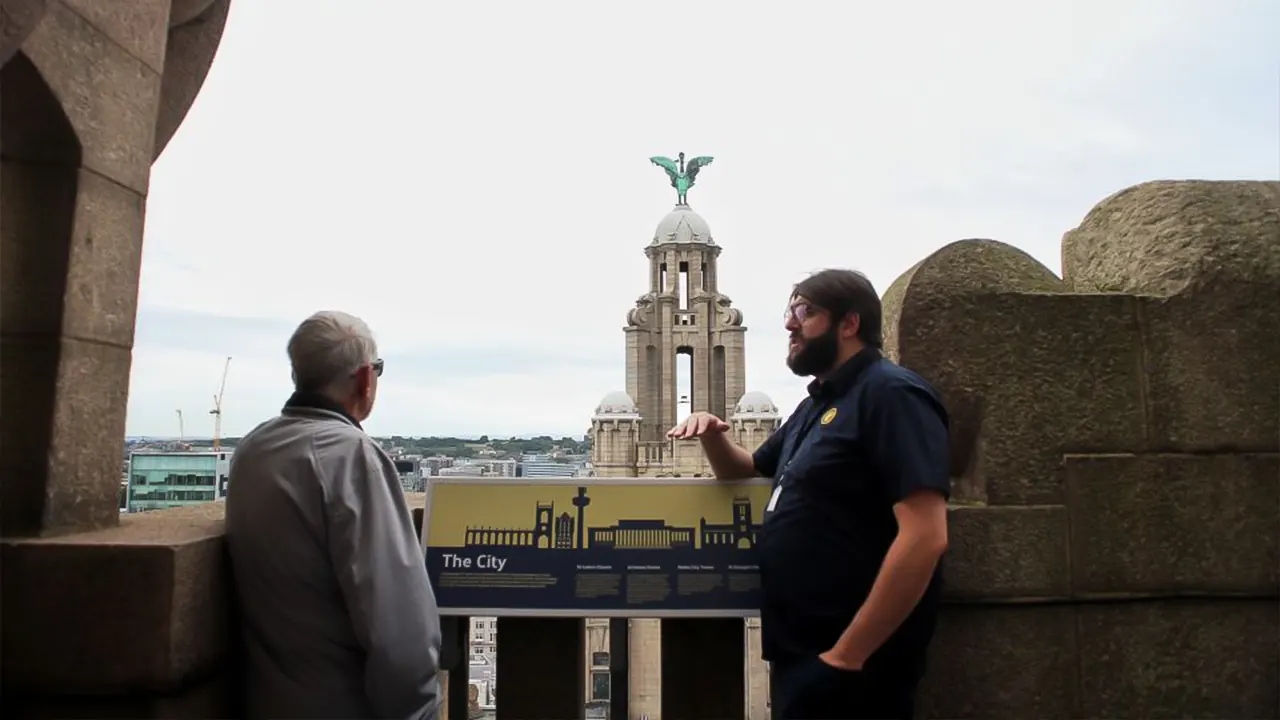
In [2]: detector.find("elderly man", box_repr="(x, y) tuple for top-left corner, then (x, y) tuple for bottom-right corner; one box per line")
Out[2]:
(226, 311), (442, 720)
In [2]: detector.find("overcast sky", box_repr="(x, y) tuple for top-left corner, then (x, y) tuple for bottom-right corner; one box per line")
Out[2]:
(127, 0), (1279, 439)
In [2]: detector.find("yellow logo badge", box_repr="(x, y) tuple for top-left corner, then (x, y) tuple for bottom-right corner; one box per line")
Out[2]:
(820, 407), (838, 425)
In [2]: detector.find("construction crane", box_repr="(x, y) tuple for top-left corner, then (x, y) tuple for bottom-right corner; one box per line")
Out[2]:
(210, 356), (231, 451)
(176, 409), (185, 444)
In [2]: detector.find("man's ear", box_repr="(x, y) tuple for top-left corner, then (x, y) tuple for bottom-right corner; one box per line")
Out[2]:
(842, 312), (862, 340)
(354, 366), (373, 398)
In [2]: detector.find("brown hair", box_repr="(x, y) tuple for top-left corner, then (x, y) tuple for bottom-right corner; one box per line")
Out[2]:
(792, 268), (883, 348)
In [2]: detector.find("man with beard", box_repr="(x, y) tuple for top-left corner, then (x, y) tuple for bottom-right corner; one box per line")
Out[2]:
(668, 269), (950, 719)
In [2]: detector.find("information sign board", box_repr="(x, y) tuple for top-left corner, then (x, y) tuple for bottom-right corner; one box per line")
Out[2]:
(420, 477), (771, 617)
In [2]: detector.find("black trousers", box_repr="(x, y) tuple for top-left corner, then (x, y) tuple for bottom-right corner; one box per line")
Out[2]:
(769, 655), (919, 720)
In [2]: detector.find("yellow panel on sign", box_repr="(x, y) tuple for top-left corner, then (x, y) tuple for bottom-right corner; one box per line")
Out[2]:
(426, 479), (773, 548)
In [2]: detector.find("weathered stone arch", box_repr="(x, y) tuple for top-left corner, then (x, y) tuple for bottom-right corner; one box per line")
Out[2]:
(1, 48), (85, 537)
(0, 0), (232, 541)
(155, 0), (231, 158)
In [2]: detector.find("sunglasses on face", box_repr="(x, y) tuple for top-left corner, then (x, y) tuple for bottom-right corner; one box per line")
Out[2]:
(371, 359), (384, 377)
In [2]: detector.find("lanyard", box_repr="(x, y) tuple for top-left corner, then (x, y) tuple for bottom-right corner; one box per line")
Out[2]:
(763, 399), (831, 516)
(775, 398), (832, 487)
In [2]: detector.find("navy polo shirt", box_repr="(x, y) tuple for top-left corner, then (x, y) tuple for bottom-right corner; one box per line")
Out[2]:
(752, 347), (951, 667)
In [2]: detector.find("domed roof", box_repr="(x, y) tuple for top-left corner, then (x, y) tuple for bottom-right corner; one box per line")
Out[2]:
(732, 391), (780, 418)
(594, 390), (640, 418)
(652, 204), (714, 246)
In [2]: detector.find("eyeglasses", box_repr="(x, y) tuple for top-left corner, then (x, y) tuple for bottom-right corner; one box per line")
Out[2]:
(784, 302), (819, 325)
(372, 358), (384, 377)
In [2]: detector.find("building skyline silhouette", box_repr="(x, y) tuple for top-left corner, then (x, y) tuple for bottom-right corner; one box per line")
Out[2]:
(460, 486), (761, 551)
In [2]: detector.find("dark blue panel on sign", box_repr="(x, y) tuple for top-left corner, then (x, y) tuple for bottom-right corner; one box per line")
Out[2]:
(426, 545), (762, 616)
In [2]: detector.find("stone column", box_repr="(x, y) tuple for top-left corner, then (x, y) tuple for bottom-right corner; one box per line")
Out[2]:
(2, 7), (152, 537)
(1, 0), (230, 538)
(745, 618), (769, 719)
(629, 618), (662, 719)
(438, 670), (450, 719)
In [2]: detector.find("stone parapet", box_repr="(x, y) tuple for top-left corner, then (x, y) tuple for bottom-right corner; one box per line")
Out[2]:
(921, 598), (1278, 719)
(944, 454), (1280, 602)
(1, 503), (236, 718)
(10, 493), (1273, 718)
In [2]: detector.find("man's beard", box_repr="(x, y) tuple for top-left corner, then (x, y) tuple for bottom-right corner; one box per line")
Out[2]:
(786, 324), (840, 377)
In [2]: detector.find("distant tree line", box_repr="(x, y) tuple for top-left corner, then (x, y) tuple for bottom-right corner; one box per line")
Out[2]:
(384, 435), (591, 458)
(217, 434), (591, 458)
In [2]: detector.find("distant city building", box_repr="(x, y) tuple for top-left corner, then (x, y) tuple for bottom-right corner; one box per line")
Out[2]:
(439, 458), (521, 478)
(392, 456), (425, 492)
(467, 657), (497, 717)
(437, 466), (475, 477)
(518, 453), (583, 478)
(126, 451), (231, 513)
(467, 617), (498, 716)
(585, 619), (611, 713)
(470, 459), (518, 477)
(469, 616), (497, 662)
(422, 455), (455, 475)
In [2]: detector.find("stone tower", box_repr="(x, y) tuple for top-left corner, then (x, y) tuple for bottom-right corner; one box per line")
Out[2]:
(586, 186), (782, 717)
(629, 202), (746, 436)
(590, 200), (780, 477)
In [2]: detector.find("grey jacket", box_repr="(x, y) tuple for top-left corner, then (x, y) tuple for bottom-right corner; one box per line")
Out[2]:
(225, 402), (441, 720)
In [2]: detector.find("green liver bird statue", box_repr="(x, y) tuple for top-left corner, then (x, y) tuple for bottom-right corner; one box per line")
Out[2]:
(649, 152), (714, 205)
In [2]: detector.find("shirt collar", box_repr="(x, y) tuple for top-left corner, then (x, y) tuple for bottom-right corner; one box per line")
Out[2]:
(283, 390), (363, 429)
(806, 346), (882, 400)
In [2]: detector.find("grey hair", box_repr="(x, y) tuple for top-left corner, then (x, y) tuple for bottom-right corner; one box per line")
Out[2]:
(287, 311), (379, 392)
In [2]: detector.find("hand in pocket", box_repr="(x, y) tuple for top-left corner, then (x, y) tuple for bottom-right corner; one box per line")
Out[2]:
(779, 655), (864, 718)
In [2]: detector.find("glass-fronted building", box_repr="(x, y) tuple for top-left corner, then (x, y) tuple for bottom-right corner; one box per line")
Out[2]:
(517, 453), (583, 478)
(126, 451), (231, 513)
